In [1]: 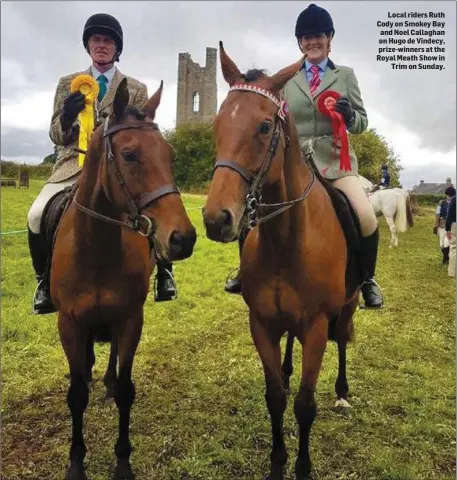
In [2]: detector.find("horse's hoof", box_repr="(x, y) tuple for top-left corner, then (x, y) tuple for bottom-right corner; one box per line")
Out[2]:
(334, 398), (352, 414)
(264, 474), (284, 480)
(264, 464), (285, 480)
(112, 460), (134, 480)
(65, 462), (88, 480)
(105, 386), (115, 401)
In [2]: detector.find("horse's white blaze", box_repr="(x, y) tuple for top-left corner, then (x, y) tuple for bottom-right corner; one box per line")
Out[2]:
(335, 398), (352, 408)
(231, 103), (239, 119)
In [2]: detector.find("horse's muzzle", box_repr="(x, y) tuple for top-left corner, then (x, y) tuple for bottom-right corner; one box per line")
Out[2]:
(202, 208), (236, 243)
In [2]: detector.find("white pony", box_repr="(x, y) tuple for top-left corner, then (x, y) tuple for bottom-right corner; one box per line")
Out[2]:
(358, 176), (414, 248)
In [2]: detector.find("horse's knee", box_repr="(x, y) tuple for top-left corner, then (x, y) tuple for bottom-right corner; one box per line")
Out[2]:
(114, 376), (135, 410)
(265, 385), (287, 416)
(294, 388), (317, 426)
(67, 374), (89, 413)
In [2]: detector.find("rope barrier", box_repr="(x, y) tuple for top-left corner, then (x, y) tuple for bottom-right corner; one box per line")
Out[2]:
(1, 229), (28, 236)
(0, 205), (204, 236)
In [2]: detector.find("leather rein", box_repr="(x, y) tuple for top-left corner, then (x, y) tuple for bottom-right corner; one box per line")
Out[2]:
(73, 116), (180, 236)
(213, 84), (315, 230)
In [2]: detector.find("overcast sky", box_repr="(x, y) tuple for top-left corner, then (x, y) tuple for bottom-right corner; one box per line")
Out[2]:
(1, 1), (455, 188)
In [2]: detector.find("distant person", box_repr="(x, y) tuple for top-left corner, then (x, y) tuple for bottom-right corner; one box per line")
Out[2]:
(433, 186), (455, 265)
(445, 193), (456, 277)
(27, 13), (177, 314)
(370, 164), (391, 193)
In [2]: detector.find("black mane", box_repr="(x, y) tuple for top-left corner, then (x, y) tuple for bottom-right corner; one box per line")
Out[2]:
(241, 69), (267, 83)
(125, 107), (147, 121)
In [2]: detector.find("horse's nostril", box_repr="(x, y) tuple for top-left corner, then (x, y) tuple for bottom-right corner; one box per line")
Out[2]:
(169, 229), (196, 258)
(221, 209), (233, 227)
(170, 231), (183, 252)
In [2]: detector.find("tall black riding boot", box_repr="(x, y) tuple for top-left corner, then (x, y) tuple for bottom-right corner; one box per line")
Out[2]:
(28, 226), (56, 314)
(225, 226), (249, 294)
(360, 228), (384, 309)
(154, 259), (177, 302)
(442, 247), (450, 265)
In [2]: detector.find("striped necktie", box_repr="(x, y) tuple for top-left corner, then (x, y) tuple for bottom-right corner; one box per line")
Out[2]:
(97, 74), (108, 102)
(309, 65), (321, 96)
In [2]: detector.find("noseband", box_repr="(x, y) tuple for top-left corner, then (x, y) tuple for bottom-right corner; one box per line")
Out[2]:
(213, 84), (315, 230)
(74, 116), (180, 236)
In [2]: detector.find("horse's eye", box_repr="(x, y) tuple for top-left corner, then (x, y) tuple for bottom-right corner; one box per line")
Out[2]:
(122, 151), (137, 163)
(259, 122), (272, 135)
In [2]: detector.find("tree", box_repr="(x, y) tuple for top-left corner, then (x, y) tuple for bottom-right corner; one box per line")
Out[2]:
(42, 152), (57, 164)
(349, 128), (402, 186)
(163, 122), (216, 190)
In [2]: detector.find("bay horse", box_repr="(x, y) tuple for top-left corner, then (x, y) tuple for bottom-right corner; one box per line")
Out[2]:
(203, 43), (360, 480)
(51, 79), (196, 480)
(359, 175), (414, 248)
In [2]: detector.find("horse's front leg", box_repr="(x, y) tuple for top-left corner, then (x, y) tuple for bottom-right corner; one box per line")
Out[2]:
(59, 314), (90, 480)
(104, 330), (118, 400)
(294, 312), (328, 480)
(281, 332), (294, 394)
(112, 310), (143, 480)
(250, 312), (288, 480)
(85, 334), (95, 383)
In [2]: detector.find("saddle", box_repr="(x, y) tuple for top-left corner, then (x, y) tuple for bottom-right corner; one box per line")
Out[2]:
(40, 183), (78, 279)
(306, 159), (363, 297)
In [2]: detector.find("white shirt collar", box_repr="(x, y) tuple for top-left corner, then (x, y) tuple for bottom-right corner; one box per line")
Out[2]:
(91, 65), (116, 83)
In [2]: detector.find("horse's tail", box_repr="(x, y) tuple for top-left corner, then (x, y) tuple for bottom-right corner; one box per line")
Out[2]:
(406, 194), (414, 228)
(395, 192), (408, 233)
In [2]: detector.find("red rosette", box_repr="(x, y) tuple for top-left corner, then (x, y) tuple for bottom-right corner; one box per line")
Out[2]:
(317, 90), (352, 172)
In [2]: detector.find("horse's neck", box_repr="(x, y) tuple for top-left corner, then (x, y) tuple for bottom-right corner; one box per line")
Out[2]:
(73, 142), (123, 259)
(258, 127), (312, 249)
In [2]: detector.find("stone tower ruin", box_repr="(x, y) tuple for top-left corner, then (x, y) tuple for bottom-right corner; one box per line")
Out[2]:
(176, 47), (217, 127)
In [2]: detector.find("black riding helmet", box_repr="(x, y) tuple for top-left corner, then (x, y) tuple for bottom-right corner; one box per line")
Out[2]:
(83, 13), (123, 62)
(381, 164), (388, 170)
(445, 186), (456, 197)
(295, 4), (335, 38)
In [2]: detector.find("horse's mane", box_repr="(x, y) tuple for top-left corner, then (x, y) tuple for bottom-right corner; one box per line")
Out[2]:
(124, 107), (146, 121)
(241, 69), (267, 83)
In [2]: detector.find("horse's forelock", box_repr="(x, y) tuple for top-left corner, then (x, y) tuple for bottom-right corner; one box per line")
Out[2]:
(241, 69), (267, 83)
(124, 107), (147, 122)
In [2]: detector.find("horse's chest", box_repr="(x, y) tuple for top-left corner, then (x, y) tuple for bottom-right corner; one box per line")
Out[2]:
(244, 265), (344, 322)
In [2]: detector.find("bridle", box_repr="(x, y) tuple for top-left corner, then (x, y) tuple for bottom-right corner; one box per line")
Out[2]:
(74, 116), (180, 236)
(213, 84), (315, 230)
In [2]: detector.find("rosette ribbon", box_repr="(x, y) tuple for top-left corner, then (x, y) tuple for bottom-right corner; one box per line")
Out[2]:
(317, 90), (351, 172)
(70, 75), (99, 167)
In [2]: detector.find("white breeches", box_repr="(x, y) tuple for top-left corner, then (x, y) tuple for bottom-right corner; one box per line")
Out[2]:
(27, 178), (77, 234)
(438, 227), (450, 249)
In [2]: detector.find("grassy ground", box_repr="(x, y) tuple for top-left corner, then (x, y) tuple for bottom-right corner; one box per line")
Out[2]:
(1, 180), (455, 480)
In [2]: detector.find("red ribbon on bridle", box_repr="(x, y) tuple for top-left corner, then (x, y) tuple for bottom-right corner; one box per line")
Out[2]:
(317, 91), (351, 172)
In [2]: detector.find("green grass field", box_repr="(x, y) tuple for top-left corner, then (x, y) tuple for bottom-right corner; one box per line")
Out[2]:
(1, 180), (455, 480)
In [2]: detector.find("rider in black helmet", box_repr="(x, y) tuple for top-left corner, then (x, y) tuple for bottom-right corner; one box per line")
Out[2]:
(27, 13), (177, 314)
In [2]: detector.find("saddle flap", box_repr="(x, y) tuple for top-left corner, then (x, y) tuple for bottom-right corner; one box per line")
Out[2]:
(321, 181), (362, 253)
(40, 184), (78, 249)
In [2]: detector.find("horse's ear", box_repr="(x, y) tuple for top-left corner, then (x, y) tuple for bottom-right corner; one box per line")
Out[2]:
(113, 78), (129, 122)
(219, 41), (241, 86)
(143, 80), (163, 120)
(269, 55), (307, 92)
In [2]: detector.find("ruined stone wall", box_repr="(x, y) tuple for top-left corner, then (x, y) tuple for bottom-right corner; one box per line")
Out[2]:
(176, 47), (217, 126)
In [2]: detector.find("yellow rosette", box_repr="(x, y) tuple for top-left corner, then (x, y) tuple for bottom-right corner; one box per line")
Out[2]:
(70, 75), (99, 167)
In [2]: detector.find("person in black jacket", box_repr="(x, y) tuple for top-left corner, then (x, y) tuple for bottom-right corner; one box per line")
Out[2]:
(445, 194), (456, 277)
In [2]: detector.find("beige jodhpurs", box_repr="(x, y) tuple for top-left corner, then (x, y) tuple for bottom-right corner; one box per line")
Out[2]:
(27, 177), (77, 234)
(332, 175), (378, 237)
